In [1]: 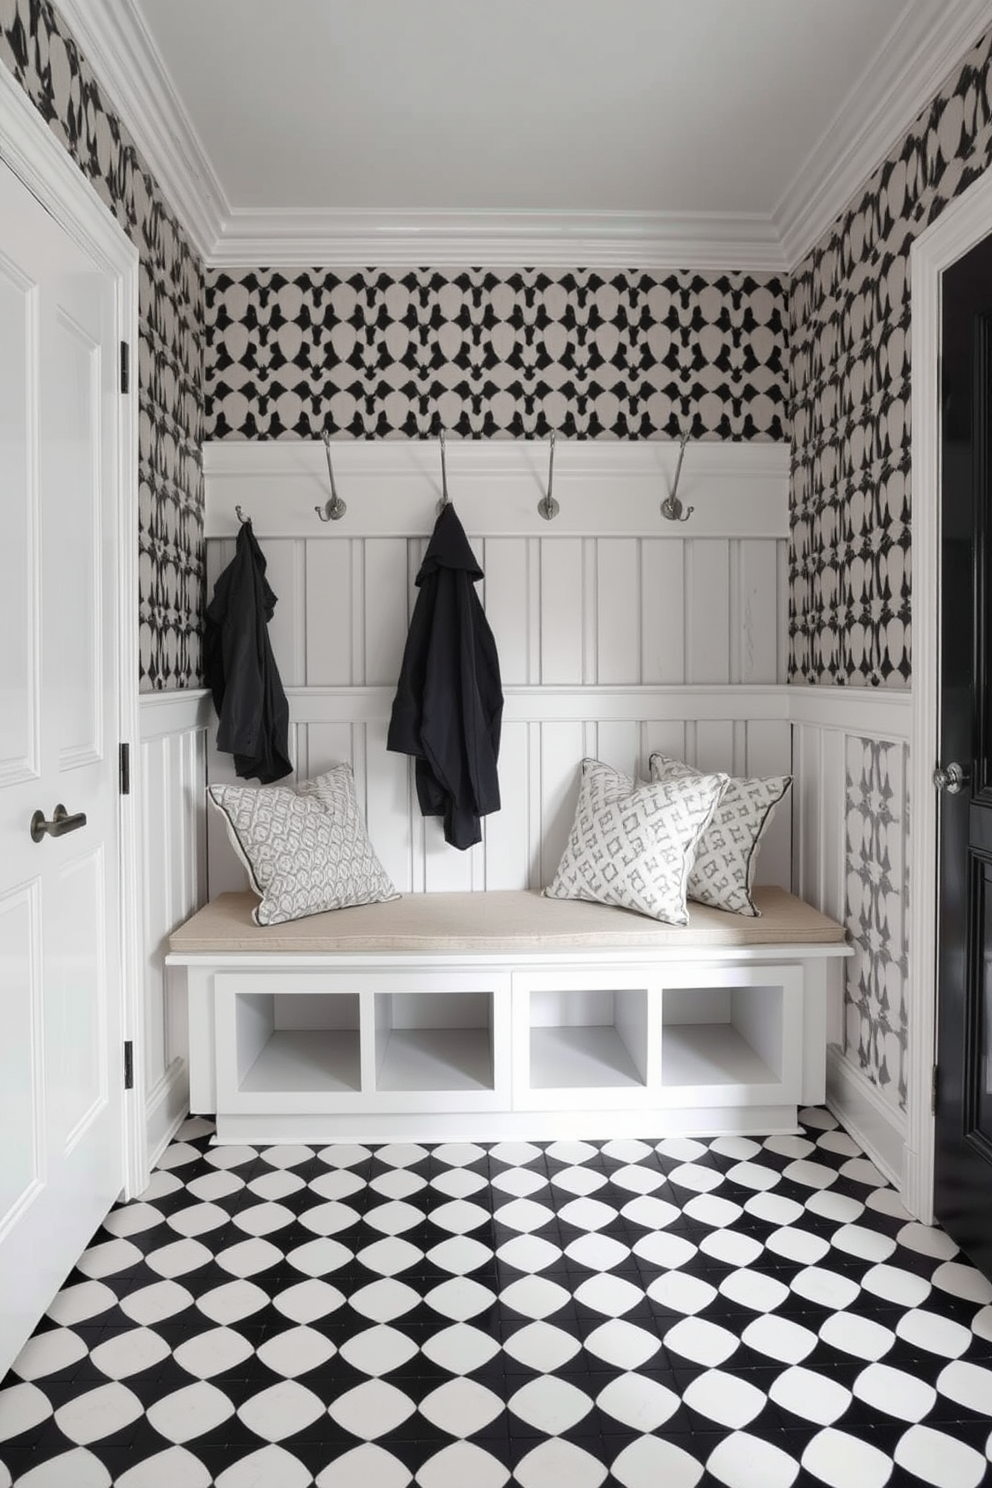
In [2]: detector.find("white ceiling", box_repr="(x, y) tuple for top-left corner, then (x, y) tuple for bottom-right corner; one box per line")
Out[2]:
(57, 0), (992, 267)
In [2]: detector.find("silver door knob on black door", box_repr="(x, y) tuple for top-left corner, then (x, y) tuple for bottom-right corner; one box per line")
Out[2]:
(30, 804), (87, 843)
(933, 762), (969, 794)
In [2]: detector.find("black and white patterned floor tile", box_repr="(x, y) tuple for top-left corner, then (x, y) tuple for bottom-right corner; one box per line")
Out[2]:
(2, 1109), (992, 1487)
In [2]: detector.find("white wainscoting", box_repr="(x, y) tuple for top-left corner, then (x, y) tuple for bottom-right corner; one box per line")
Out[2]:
(205, 686), (793, 900)
(203, 438), (793, 897)
(790, 686), (913, 1188)
(139, 690), (211, 1165)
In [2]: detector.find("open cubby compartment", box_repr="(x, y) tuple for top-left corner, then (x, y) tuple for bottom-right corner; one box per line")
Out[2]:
(514, 969), (655, 1107)
(371, 970), (511, 1111)
(658, 963), (804, 1106)
(214, 971), (364, 1111)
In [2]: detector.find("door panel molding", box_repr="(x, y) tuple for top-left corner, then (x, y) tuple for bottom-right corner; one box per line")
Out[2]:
(910, 163), (992, 1223)
(0, 66), (143, 1204)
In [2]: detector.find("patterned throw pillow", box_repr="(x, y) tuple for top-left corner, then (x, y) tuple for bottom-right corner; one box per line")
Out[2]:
(649, 754), (792, 917)
(544, 757), (728, 925)
(207, 764), (399, 926)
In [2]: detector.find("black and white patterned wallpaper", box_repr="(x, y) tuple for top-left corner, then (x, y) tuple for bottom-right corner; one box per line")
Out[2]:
(205, 268), (788, 442)
(845, 737), (909, 1113)
(789, 24), (992, 690)
(0, 0), (205, 691)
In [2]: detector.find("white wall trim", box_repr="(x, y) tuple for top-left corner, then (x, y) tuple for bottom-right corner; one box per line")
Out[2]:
(139, 688), (212, 740)
(776, 0), (990, 267)
(212, 208), (786, 272)
(203, 438), (790, 540)
(47, 0), (990, 272)
(906, 162), (992, 1224)
(54, 0), (226, 261)
(787, 685), (912, 738)
(0, 64), (144, 1194)
(825, 1044), (907, 1191)
(144, 1058), (189, 1170)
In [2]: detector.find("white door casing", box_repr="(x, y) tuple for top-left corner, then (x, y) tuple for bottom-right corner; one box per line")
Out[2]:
(0, 68), (141, 1376)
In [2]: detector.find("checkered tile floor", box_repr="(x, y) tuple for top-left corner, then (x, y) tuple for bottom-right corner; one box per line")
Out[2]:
(2, 1109), (992, 1486)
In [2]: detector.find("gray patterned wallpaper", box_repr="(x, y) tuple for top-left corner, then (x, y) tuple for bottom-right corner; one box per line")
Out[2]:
(789, 25), (992, 691)
(0, 0), (205, 691)
(205, 268), (788, 442)
(845, 737), (909, 1113)
(795, 28), (992, 1113)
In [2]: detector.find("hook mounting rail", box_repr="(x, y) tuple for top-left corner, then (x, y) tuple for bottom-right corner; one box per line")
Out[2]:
(315, 431), (347, 522)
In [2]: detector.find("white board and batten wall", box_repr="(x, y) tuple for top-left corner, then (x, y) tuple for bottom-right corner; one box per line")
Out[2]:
(202, 439), (794, 899)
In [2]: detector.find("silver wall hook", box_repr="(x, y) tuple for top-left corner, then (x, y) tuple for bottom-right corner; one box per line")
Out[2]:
(660, 427), (693, 522)
(235, 504), (250, 525)
(315, 430), (347, 522)
(537, 429), (559, 521)
(436, 426), (449, 516)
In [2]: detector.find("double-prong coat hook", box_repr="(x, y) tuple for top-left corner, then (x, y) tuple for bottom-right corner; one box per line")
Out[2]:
(235, 504), (251, 525)
(660, 426), (693, 523)
(537, 429), (559, 521)
(436, 426), (450, 516)
(315, 430), (347, 522)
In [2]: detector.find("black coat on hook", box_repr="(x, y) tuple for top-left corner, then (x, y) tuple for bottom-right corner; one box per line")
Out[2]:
(387, 503), (503, 849)
(204, 520), (292, 784)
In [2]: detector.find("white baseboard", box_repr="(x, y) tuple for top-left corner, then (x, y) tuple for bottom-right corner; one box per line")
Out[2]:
(825, 1043), (907, 1195)
(145, 1059), (190, 1172)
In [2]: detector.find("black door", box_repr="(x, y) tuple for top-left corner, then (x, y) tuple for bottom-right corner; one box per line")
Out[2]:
(934, 232), (992, 1272)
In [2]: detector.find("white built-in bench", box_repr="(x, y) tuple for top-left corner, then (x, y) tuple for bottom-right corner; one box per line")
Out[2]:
(167, 886), (850, 1145)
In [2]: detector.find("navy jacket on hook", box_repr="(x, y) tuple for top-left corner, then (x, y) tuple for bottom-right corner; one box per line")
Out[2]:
(387, 503), (503, 850)
(204, 519), (293, 784)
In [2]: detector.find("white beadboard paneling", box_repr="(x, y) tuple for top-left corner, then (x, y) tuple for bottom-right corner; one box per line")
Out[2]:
(139, 691), (209, 1166)
(539, 722), (589, 887)
(424, 816), (480, 892)
(483, 721), (532, 890)
(306, 541), (354, 685)
(641, 540), (685, 684)
(540, 539), (585, 684)
(483, 538), (531, 684)
(364, 721), (414, 894)
(364, 538), (410, 686)
(736, 540), (781, 684)
(686, 541), (731, 684)
(692, 720), (736, 775)
(597, 540), (641, 684)
(596, 720), (640, 780)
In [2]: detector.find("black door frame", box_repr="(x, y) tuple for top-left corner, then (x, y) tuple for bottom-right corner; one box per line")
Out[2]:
(908, 167), (992, 1223)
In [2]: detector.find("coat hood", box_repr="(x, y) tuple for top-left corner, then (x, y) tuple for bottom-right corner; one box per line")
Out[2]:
(415, 503), (483, 586)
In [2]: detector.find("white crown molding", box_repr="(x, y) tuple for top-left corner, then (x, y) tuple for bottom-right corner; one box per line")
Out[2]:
(51, 0), (992, 274)
(212, 207), (786, 271)
(775, 0), (992, 268)
(54, 0), (226, 260)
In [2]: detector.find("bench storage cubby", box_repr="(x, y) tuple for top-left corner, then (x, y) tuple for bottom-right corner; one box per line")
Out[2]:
(168, 886), (850, 1144)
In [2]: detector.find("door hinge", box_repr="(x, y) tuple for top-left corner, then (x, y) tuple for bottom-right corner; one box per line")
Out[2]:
(120, 340), (130, 394)
(931, 1063), (938, 1115)
(119, 741), (130, 796)
(123, 1040), (134, 1091)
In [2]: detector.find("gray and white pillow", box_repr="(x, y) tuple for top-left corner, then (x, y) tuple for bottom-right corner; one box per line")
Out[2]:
(544, 757), (728, 925)
(207, 764), (399, 926)
(649, 753), (792, 917)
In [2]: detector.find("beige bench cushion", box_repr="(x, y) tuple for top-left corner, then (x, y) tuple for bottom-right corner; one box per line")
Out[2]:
(169, 886), (846, 955)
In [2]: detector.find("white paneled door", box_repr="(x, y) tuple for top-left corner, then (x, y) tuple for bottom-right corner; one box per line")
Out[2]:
(0, 159), (124, 1375)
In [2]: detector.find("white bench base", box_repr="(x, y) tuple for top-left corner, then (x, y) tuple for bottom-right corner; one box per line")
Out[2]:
(167, 888), (850, 1145)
